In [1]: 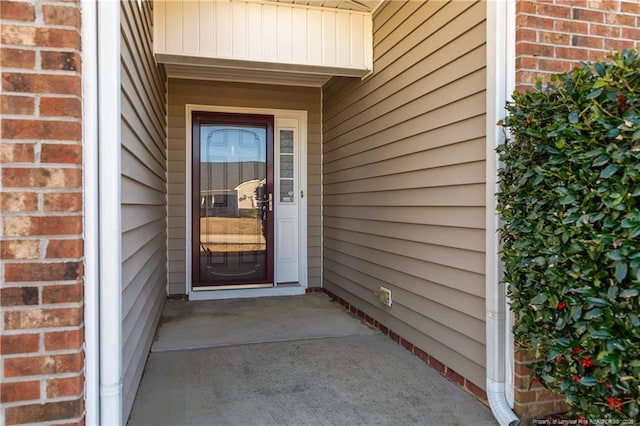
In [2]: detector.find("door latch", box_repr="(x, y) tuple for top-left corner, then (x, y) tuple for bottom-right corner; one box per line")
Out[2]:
(268, 193), (273, 211)
(300, 190), (304, 199)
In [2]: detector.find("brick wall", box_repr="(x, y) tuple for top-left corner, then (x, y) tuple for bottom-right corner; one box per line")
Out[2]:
(513, 349), (569, 418)
(516, 0), (640, 91)
(1, 1), (84, 424)
(513, 0), (640, 418)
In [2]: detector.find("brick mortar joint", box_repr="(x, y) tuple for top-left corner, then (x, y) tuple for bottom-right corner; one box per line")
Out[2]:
(1, 141), (83, 145)
(0, 257), (84, 263)
(0, 238), (77, 245)
(0, 91), (82, 99)
(514, 400), (564, 408)
(517, 9), (638, 15)
(0, 18), (81, 30)
(0, 188), (84, 192)
(0, 304), (85, 312)
(0, 299), (84, 306)
(515, 41), (611, 49)
(2, 68), (82, 76)
(2, 151), (84, 156)
(0, 395), (86, 409)
(0, 212), (83, 217)
(2, 115), (83, 122)
(1, 326), (84, 336)
(0, 370), (84, 379)
(1, 45), (81, 52)
(1, 348), (85, 357)
(0, 212), (84, 217)
(518, 22), (638, 30)
(1, 93), (81, 99)
(2, 259), (84, 264)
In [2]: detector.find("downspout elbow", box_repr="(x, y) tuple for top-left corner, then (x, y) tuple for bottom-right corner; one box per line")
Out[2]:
(487, 378), (519, 426)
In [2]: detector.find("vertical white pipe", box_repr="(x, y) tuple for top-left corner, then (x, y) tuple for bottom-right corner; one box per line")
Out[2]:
(81, 0), (99, 423)
(504, 0), (517, 408)
(486, 1), (519, 425)
(97, 0), (123, 424)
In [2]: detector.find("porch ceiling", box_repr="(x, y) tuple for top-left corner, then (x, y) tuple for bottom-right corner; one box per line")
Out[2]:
(272, 0), (383, 12)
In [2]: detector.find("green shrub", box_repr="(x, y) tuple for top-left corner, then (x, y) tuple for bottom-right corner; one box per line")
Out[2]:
(497, 49), (640, 420)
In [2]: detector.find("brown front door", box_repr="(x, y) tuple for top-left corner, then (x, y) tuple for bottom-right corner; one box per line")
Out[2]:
(192, 112), (274, 288)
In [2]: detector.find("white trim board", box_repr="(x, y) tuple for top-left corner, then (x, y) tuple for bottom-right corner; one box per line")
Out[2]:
(97, 0), (123, 424)
(185, 104), (308, 301)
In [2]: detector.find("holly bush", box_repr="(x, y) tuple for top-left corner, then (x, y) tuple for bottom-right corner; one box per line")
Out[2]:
(497, 49), (640, 420)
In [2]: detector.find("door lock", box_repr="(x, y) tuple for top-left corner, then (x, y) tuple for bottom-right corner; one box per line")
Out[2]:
(268, 193), (273, 211)
(300, 190), (304, 199)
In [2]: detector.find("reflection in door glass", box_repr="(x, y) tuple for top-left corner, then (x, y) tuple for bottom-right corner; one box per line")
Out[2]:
(199, 124), (268, 284)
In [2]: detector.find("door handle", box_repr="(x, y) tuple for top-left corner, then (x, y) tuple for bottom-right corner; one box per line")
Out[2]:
(268, 193), (273, 212)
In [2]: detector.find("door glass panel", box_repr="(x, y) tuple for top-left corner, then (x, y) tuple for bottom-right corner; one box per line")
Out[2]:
(279, 180), (294, 203)
(279, 130), (295, 203)
(280, 155), (294, 178)
(280, 131), (294, 153)
(199, 124), (268, 284)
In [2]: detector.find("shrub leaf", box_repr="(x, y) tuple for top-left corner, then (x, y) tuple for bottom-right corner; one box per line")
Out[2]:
(600, 164), (619, 179)
(615, 262), (628, 282)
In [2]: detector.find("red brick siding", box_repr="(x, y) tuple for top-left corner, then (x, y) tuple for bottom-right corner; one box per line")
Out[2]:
(516, 0), (640, 91)
(513, 0), (640, 418)
(513, 349), (569, 418)
(0, 1), (84, 424)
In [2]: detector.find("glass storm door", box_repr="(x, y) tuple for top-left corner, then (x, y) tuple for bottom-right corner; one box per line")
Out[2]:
(192, 112), (274, 288)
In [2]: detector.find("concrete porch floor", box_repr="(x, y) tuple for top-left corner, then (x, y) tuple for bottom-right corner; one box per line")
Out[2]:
(128, 293), (497, 426)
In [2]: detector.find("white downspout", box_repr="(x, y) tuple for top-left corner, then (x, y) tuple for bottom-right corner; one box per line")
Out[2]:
(503, 0), (517, 406)
(486, 1), (519, 426)
(82, 0), (99, 423)
(97, 0), (123, 424)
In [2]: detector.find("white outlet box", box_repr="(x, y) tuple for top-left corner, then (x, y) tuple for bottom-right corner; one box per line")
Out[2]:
(375, 286), (392, 307)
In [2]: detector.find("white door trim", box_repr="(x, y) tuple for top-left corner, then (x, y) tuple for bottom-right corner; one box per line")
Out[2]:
(185, 104), (308, 301)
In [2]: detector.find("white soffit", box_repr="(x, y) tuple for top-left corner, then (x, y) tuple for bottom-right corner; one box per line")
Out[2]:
(164, 62), (332, 87)
(273, 0), (383, 12)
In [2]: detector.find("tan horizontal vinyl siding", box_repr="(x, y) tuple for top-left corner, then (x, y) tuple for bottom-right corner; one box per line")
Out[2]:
(322, 0), (487, 388)
(167, 79), (321, 294)
(120, 0), (168, 421)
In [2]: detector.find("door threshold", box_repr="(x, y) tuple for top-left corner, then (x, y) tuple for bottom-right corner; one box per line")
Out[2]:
(193, 283), (273, 291)
(188, 283), (306, 301)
